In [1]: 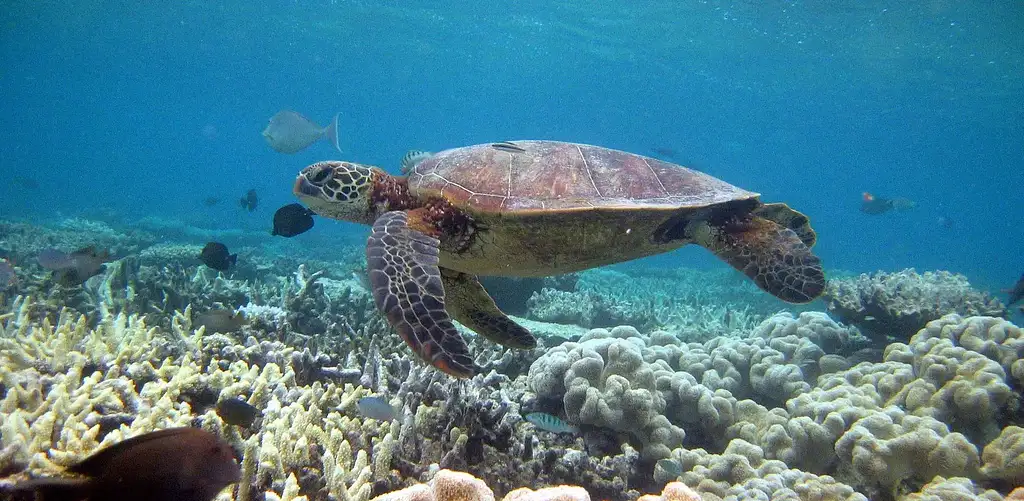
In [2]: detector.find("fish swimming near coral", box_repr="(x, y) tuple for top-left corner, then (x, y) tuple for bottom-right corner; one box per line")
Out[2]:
(400, 150), (433, 174)
(271, 203), (315, 237)
(216, 397), (261, 427)
(524, 412), (578, 434)
(9, 427), (240, 501)
(263, 110), (341, 154)
(194, 309), (248, 333)
(203, 196), (220, 207)
(199, 242), (237, 271)
(38, 246), (112, 286)
(356, 396), (400, 421)
(239, 189), (259, 212)
(1006, 274), (1024, 305)
(0, 257), (16, 289)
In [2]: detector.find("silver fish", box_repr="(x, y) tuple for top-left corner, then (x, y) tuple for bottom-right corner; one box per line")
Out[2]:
(262, 111), (341, 154)
(491, 141), (526, 153)
(400, 150), (433, 174)
(524, 412), (578, 434)
(357, 396), (399, 421)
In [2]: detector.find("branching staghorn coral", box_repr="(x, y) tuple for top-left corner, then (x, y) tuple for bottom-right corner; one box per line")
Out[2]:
(0, 297), (399, 501)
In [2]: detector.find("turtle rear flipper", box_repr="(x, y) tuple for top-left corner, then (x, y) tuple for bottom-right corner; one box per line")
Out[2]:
(441, 269), (537, 349)
(692, 216), (825, 303)
(367, 210), (477, 377)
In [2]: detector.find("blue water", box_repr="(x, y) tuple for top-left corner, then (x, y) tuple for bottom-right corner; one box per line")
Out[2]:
(1, 1), (1021, 291)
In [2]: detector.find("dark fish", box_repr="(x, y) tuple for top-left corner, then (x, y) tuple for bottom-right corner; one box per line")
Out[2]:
(1006, 274), (1024, 305)
(239, 189), (258, 212)
(199, 242), (236, 271)
(10, 427), (240, 501)
(194, 309), (248, 333)
(271, 203), (315, 237)
(524, 412), (578, 434)
(491, 141), (527, 153)
(860, 192), (895, 215)
(650, 147), (679, 160)
(356, 396), (399, 421)
(861, 192), (916, 215)
(0, 258), (16, 289)
(38, 247), (112, 286)
(262, 110), (341, 154)
(216, 397), (261, 427)
(203, 197), (220, 207)
(13, 176), (40, 190)
(400, 150), (433, 174)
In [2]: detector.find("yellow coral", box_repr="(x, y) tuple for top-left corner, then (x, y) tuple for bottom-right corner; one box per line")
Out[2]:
(981, 425), (1024, 485)
(372, 470), (494, 501)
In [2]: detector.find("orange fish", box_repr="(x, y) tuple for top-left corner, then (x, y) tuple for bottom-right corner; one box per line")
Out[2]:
(10, 427), (240, 501)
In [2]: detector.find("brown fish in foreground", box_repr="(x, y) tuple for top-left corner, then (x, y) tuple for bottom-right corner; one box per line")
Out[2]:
(9, 427), (240, 501)
(262, 110), (341, 154)
(37, 246), (112, 286)
(194, 309), (248, 333)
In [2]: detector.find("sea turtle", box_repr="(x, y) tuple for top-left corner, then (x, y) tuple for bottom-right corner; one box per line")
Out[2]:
(294, 140), (825, 377)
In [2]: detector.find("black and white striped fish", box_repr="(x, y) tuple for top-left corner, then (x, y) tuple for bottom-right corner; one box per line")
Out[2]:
(400, 150), (433, 174)
(524, 412), (578, 434)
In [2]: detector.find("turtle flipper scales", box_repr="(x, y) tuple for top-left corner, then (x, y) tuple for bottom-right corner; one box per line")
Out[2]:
(440, 269), (537, 350)
(366, 210), (477, 377)
(693, 215), (825, 303)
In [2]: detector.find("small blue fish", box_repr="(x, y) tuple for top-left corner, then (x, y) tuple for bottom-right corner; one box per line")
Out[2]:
(524, 412), (578, 434)
(357, 396), (399, 421)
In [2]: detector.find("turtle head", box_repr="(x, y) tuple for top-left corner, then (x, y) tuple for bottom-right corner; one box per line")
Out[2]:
(294, 161), (381, 224)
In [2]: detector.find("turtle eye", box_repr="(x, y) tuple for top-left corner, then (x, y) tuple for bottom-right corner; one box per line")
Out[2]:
(310, 166), (331, 184)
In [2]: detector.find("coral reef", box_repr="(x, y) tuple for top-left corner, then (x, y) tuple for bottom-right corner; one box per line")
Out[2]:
(0, 297), (396, 501)
(525, 268), (787, 340)
(2, 217), (1023, 501)
(824, 269), (1007, 343)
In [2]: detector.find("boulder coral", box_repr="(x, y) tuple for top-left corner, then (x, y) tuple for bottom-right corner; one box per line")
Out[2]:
(823, 269), (1006, 342)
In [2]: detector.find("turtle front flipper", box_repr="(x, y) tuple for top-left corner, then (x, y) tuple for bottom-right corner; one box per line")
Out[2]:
(367, 210), (477, 377)
(691, 215), (825, 303)
(440, 269), (537, 349)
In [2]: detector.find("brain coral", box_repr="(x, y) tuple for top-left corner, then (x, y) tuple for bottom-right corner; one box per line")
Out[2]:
(823, 269), (1006, 342)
